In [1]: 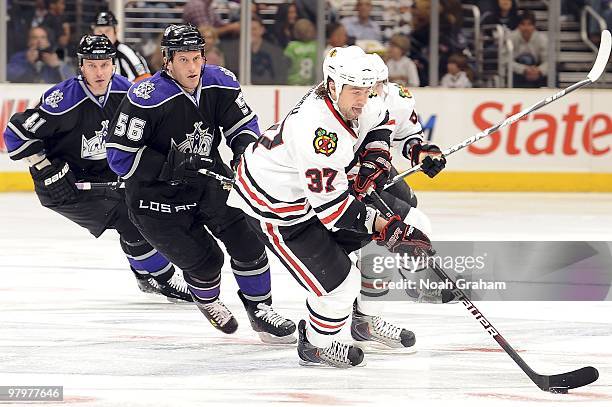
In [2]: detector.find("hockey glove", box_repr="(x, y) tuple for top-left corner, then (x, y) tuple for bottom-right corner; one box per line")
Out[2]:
(373, 215), (433, 256)
(354, 148), (392, 195)
(408, 142), (446, 178)
(30, 160), (78, 204)
(159, 148), (215, 183)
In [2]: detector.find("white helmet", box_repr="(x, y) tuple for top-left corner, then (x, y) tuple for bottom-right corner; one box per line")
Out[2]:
(323, 46), (377, 102)
(368, 53), (388, 83)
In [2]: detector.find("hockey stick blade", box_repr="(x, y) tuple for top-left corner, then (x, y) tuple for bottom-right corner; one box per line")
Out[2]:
(536, 366), (599, 392)
(587, 30), (611, 82)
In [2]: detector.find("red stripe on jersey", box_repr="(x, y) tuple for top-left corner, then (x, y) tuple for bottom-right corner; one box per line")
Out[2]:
(309, 315), (346, 330)
(324, 97), (357, 139)
(320, 196), (350, 225)
(265, 223), (323, 296)
(237, 161), (307, 214)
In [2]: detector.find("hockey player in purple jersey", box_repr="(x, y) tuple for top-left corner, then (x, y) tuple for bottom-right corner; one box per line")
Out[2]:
(2, 35), (190, 302)
(106, 24), (296, 343)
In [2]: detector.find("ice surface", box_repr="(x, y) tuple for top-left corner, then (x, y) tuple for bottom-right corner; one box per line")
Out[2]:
(1, 192), (611, 406)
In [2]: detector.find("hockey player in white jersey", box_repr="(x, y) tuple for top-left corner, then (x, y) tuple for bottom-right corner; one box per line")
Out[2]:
(368, 53), (446, 207)
(227, 46), (433, 368)
(365, 53), (458, 304)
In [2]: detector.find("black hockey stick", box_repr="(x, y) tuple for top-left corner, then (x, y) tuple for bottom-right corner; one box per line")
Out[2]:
(75, 169), (233, 190)
(368, 190), (599, 393)
(384, 29), (612, 188)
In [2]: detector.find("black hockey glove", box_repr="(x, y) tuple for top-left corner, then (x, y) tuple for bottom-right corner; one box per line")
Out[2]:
(30, 160), (78, 204)
(408, 142), (446, 178)
(373, 215), (433, 256)
(159, 148), (215, 183)
(354, 148), (392, 195)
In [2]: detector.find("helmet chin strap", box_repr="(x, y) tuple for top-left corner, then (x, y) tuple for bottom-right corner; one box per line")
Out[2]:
(328, 80), (347, 120)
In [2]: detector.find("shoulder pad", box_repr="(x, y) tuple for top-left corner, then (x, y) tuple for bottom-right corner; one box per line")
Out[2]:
(110, 74), (132, 92)
(202, 65), (240, 89)
(40, 77), (86, 114)
(127, 71), (180, 107)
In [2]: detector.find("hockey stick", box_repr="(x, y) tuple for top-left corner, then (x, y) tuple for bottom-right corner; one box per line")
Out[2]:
(368, 190), (599, 393)
(75, 169), (234, 190)
(385, 29), (612, 189)
(76, 181), (124, 190)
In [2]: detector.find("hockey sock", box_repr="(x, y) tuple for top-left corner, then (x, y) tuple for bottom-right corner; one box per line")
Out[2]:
(231, 252), (271, 304)
(121, 238), (173, 280)
(185, 274), (221, 304)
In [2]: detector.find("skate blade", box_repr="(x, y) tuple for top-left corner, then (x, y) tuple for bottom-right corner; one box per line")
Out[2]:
(165, 296), (193, 304)
(352, 340), (418, 354)
(298, 359), (367, 368)
(258, 332), (297, 344)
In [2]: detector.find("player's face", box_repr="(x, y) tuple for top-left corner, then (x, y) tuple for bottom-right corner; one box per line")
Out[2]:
(167, 50), (204, 92)
(338, 85), (370, 120)
(92, 26), (116, 44)
(81, 58), (114, 95)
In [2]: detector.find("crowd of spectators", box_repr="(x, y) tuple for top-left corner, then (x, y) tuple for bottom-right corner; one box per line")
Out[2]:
(6, 0), (604, 89)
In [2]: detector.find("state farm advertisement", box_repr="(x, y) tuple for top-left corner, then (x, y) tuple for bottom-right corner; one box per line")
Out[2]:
(1, 84), (611, 174)
(391, 88), (612, 174)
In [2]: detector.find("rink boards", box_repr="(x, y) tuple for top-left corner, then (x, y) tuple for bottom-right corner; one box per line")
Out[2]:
(1, 84), (611, 192)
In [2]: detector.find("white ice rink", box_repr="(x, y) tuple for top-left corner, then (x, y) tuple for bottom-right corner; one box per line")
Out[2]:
(1, 191), (611, 406)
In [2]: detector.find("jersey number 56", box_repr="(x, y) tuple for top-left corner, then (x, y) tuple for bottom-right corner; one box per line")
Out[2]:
(114, 113), (146, 141)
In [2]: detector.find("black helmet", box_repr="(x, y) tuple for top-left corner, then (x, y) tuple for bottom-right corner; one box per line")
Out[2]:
(77, 35), (116, 65)
(92, 11), (118, 28)
(161, 24), (205, 60)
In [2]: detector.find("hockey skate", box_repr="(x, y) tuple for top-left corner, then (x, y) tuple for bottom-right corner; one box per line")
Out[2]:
(194, 298), (239, 334)
(155, 270), (193, 303)
(238, 290), (296, 344)
(351, 303), (416, 351)
(297, 320), (365, 368)
(398, 267), (459, 304)
(132, 268), (163, 295)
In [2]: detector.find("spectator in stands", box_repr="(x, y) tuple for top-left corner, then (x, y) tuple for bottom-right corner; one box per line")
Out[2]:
(285, 19), (317, 86)
(270, 3), (299, 48)
(340, 0), (382, 42)
(383, 0), (415, 41)
(509, 11), (548, 87)
(325, 22), (348, 55)
(198, 25), (225, 66)
(441, 53), (473, 88)
(481, 0), (520, 30)
(251, 16), (289, 85)
(146, 32), (165, 74)
(7, 26), (74, 83)
(41, 0), (71, 55)
(182, 0), (240, 38)
(386, 34), (420, 87)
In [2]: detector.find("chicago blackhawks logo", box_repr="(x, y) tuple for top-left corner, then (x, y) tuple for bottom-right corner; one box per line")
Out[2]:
(44, 89), (64, 108)
(133, 81), (155, 99)
(81, 120), (108, 160)
(398, 85), (412, 98)
(313, 127), (338, 157)
(172, 121), (214, 156)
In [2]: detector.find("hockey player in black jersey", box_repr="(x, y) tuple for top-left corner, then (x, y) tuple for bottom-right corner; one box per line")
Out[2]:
(106, 24), (296, 343)
(2, 35), (190, 302)
(92, 11), (151, 83)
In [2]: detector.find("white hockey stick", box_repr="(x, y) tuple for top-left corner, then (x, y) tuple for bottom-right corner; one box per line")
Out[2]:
(385, 29), (612, 189)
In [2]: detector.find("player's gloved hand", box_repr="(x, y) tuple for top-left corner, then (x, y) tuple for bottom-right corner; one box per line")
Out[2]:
(353, 148), (391, 195)
(373, 215), (433, 256)
(30, 159), (78, 204)
(159, 147), (215, 183)
(409, 142), (446, 178)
